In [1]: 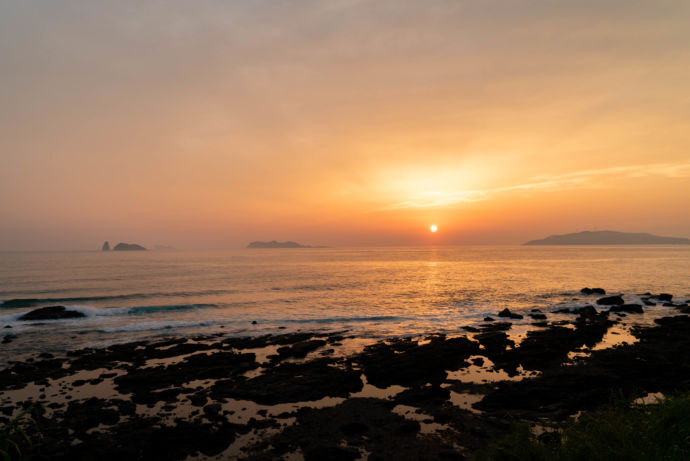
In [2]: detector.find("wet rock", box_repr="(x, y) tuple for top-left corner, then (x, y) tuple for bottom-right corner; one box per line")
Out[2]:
(483, 317), (495, 322)
(497, 308), (523, 319)
(462, 326), (480, 333)
(581, 288), (606, 295)
(203, 403), (222, 418)
(212, 358), (362, 404)
(475, 331), (514, 353)
(63, 397), (120, 433)
(480, 322), (512, 332)
(529, 313), (547, 320)
(340, 421), (369, 436)
(251, 398), (476, 461)
(18, 306), (86, 321)
(114, 351), (257, 403)
(471, 357), (485, 366)
(656, 293), (673, 302)
(477, 315), (690, 420)
(355, 336), (479, 387)
(189, 393), (208, 407)
(596, 295), (624, 306)
(608, 304), (644, 314)
(276, 339), (327, 359)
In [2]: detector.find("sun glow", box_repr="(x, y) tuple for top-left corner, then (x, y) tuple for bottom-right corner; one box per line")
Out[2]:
(430, 225), (438, 233)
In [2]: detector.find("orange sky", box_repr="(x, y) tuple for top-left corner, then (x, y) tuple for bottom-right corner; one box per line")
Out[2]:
(1, 1), (689, 250)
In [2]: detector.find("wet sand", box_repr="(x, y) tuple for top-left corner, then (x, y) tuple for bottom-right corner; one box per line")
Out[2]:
(1, 292), (689, 460)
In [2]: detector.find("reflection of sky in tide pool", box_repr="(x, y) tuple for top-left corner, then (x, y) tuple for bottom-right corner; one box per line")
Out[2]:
(0, 246), (688, 359)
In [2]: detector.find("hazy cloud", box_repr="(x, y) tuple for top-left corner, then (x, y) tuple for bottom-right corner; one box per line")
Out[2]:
(388, 161), (690, 209)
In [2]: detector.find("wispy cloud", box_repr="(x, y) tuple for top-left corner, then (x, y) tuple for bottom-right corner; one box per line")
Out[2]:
(386, 160), (690, 209)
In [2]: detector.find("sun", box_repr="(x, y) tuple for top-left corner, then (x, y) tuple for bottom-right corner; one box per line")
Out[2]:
(430, 225), (438, 233)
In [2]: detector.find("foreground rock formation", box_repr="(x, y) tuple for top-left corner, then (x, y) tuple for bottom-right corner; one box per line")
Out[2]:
(1, 290), (688, 460)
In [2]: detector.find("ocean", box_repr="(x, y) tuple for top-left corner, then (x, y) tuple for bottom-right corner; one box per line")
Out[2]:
(1, 246), (688, 360)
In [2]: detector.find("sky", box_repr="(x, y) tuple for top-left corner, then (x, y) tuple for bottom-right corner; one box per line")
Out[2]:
(1, 0), (689, 250)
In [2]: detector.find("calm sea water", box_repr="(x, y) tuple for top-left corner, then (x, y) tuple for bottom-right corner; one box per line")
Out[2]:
(1, 246), (688, 360)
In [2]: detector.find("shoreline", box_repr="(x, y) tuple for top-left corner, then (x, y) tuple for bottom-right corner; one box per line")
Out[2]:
(1, 292), (689, 459)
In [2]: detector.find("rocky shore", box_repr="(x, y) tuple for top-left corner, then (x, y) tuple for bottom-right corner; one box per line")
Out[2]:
(1, 290), (689, 460)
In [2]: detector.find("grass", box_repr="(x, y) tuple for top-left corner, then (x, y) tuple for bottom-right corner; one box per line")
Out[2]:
(474, 390), (690, 461)
(0, 405), (39, 461)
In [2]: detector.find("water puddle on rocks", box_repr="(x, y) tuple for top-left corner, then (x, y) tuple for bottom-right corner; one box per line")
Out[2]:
(392, 404), (450, 435)
(445, 356), (539, 383)
(0, 368), (125, 418)
(349, 375), (406, 400)
(448, 391), (484, 413)
(592, 324), (638, 350)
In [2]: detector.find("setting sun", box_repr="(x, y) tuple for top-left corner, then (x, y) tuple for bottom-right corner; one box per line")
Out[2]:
(430, 225), (438, 233)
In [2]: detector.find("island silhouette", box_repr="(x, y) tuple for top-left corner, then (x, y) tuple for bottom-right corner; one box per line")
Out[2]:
(525, 230), (690, 245)
(112, 242), (147, 251)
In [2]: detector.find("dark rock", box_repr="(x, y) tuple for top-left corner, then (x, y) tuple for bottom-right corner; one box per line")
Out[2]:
(18, 306), (86, 321)
(3, 325), (11, 329)
(531, 308), (542, 313)
(340, 421), (369, 436)
(276, 339), (327, 359)
(355, 336), (478, 387)
(574, 305), (597, 316)
(581, 288), (606, 295)
(189, 393), (208, 407)
(203, 403), (222, 418)
(480, 322), (512, 332)
(251, 320), (257, 324)
(462, 326), (480, 333)
(2, 335), (14, 344)
(657, 293), (673, 302)
(483, 317), (494, 322)
(212, 358), (362, 404)
(608, 304), (644, 314)
(113, 242), (146, 251)
(663, 302), (677, 307)
(529, 313), (547, 320)
(596, 295), (624, 306)
(642, 299), (657, 306)
(497, 308), (523, 319)
(102, 241), (110, 251)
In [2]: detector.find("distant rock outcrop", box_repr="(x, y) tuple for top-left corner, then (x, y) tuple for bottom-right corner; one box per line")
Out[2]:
(524, 231), (690, 245)
(247, 241), (325, 249)
(102, 241), (110, 251)
(19, 306), (86, 321)
(113, 243), (147, 251)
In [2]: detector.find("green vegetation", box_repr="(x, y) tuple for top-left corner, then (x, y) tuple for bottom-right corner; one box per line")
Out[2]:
(475, 391), (690, 461)
(0, 406), (39, 461)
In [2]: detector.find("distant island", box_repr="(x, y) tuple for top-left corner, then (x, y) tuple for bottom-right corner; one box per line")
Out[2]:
(247, 240), (326, 249)
(524, 230), (690, 245)
(113, 242), (147, 251)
